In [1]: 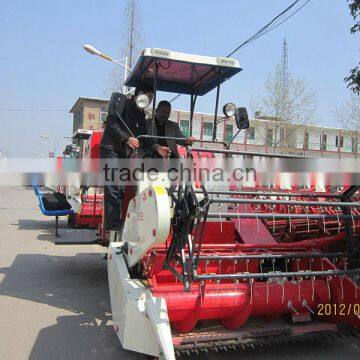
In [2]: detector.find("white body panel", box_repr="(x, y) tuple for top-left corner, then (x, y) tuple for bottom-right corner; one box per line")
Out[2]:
(123, 185), (171, 268)
(108, 243), (175, 360)
(138, 173), (171, 192)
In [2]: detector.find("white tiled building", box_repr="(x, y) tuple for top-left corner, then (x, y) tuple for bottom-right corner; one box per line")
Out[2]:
(169, 110), (359, 158)
(70, 97), (359, 158)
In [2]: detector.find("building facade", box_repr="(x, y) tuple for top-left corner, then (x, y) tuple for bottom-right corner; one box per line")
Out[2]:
(70, 97), (360, 158)
(70, 97), (109, 134)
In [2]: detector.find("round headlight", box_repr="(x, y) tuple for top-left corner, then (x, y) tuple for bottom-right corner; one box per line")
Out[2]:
(222, 103), (236, 118)
(135, 94), (151, 109)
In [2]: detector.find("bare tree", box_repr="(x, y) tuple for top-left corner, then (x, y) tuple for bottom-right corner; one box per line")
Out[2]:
(110, 0), (143, 92)
(251, 63), (317, 150)
(123, 0), (143, 69)
(337, 95), (360, 130)
(336, 95), (360, 150)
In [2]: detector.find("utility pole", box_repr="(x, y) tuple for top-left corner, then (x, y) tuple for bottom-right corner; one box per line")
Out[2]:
(128, 0), (136, 69)
(280, 38), (289, 92)
(277, 38), (289, 148)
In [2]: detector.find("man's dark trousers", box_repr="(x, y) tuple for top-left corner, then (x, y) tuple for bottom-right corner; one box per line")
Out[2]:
(99, 145), (124, 231)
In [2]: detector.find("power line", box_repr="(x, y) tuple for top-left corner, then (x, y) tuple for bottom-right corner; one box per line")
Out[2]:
(169, 94), (182, 103)
(0, 109), (68, 112)
(170, 0), (311, 103)
(225, 0), (308, 58)
(246, 0), (311, 46)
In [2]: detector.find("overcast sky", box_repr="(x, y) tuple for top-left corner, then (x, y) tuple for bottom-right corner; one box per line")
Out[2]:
(0, 0), (357, 157)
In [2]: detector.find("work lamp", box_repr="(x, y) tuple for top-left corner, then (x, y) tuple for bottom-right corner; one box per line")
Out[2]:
(222, 103), (236, 118)
(135, 94), (151, 109)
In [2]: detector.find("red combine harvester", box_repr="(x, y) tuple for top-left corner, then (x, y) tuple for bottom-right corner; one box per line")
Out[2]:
(74, 48), (359, 359)
(66, 130), (103, 229)
(67, 193), (102, 228)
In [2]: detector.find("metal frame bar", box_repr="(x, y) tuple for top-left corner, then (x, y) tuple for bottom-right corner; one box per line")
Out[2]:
(209, 197), (360, 208)
(341, 186), (360, 199)
(191, 147), (307, 159)
(227, 128), (242, 148)
(150, 60), (159, 136)
(137, 135), (187, 142)
(194, 190), (342, 199)
(212, 69), (222, 141)
(195, 268), (360, 281)
(163, 183), (359, 289)
(191, 186), (210, 272)
(193, 252), (346, 261)
(189, 95), (197, 137)
(163, 185), (193, 290)
(207, 212), (360, 220)
(164, 186), (210, 291)
(55, 216), (60, 237)
(193, 139), (228, 148)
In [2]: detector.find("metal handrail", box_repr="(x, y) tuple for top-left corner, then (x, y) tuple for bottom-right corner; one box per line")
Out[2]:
(190, 147), (308, 159)
(193, 139), (227, 148)
(207, 212), (360, 220)
(194, 190), (342, 199)
(194, 268), (360, 281)
(209, 197), (360, 208)
(193, 252), (346, 261)
(137, 134), (187, 142)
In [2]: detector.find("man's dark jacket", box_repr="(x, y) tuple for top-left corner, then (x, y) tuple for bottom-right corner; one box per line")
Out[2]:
(100, 98), (155, 157)
(151, 119), (187, 158)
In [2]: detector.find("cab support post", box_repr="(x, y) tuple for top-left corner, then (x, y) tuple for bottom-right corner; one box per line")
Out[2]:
(189, 95), (197, 137)
(150, 60), (159, 136)
(212, 69), (222, 141)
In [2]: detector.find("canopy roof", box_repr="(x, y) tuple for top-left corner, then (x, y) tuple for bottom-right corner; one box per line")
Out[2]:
(124, 48), (242, 96)
(72, 129), (93, 140)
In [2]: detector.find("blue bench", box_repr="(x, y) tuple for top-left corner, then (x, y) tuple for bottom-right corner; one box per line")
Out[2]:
(33, 186), (74, 237)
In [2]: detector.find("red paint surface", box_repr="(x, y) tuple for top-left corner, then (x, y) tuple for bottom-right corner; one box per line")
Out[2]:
(89, 131), (102, 159)
(145, 219), (360, 332)
(74, 194), (103, 228)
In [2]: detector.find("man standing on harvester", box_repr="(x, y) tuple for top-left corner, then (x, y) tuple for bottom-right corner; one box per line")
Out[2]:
(99, 83), (170, 232)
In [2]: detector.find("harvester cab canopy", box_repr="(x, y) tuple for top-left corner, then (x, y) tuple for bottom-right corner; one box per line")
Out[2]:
(124, 48), (242, 95)
(123, 48), (248, 142)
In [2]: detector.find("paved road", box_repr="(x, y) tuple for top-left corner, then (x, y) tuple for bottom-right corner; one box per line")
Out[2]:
(0, 187), (359, 360)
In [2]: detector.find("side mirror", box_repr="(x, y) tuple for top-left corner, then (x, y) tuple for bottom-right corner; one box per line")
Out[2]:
(108, 92), (126, 117)
(235, 107), (249, 130)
